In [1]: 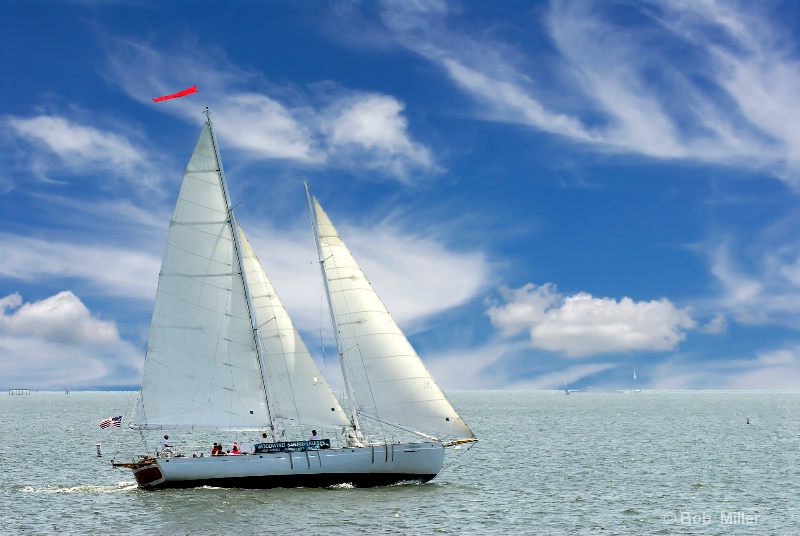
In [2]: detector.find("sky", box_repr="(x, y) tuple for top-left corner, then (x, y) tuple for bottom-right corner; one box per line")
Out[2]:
(2, 0), (800, 392)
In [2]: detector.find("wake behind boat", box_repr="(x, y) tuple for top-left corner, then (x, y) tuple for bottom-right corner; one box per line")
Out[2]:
(112, 110), (476, 489)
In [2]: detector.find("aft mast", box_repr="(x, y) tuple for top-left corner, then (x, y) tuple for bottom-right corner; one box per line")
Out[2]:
(304, 182), (362, 436)
(302, 184), (475, 443)
(205, 108), (279, 437)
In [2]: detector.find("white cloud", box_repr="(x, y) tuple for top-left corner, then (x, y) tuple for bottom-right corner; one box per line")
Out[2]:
(101, 40), (438, 180)
(506, 362), (618, 390)
(324, 94), (436, 179)
(245, 217), (491, 335)
(439, 59), (594, 142)
(709, 243), (763, 306)
(422, 341), (513, 390)
(373, 0), (800, 184)
(0, 291), (118, 345)
(702, 313), (728, 334)
(0, 333), (142, 390)
(484, 283), (561, 338)
(487, 283), (696, 357)
(5, 114), (159, 188)
(704, 236), (800, 327)
(211, 93), (315, 161)
(0, 292), (143, 389)
(649, 345), (800, 390)
(0, 233), (160, 299)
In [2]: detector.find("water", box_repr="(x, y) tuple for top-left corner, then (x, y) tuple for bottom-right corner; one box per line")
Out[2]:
(1, 390), (797, 535)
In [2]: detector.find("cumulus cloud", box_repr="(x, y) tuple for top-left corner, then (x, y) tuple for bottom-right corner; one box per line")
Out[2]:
(101, 40), (438, 180)
(211, 93), (315, 161)
(0, 292), (143, 389)
(0, 291), (119, 345)
(487, 283), (696, 357)
(323, 94), (436, 179)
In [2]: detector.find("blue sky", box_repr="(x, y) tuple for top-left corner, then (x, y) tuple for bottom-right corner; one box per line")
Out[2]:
(2, 0), (800, 391)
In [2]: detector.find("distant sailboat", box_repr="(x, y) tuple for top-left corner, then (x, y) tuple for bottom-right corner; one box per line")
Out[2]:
(563, 381), (579, 395)
(633, 369), (641, 393)
(113, 110), (476, 489)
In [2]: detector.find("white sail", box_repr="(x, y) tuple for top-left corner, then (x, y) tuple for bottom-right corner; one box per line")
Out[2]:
(311, 197), (475, 440)
(118, 114), (475, 490)
(134, 123), (269, 430)
(238, 226), (351, 427)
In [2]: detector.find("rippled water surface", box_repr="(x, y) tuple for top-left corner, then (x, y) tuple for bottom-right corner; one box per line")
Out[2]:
(1, 390), (798, 535)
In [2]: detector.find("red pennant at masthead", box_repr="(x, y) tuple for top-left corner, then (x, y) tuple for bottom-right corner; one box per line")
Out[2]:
(152, 85), (198, 102)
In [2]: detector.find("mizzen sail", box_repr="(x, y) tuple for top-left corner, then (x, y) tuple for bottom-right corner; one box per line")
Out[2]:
(311, 196), (475, 440)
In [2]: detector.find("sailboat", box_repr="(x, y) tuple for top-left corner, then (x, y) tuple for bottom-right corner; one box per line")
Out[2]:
(112, 110), (476, 489)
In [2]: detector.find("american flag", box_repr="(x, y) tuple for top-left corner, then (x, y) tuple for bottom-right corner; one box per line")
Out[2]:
(99, 415), (123, 429)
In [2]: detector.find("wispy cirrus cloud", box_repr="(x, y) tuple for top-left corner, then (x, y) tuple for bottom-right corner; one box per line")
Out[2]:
(242, 218), (491, 336)
(0, 233), (161, 299)
(704, 236), (800, 327)
(371, 0), (800, 184)
(505, 362), (618, 390)
(649, 345), (800, 390)
(4, 114), (161, 189)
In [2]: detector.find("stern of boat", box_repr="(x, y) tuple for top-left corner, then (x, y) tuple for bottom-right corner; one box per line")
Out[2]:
(112, 457), (165, 489)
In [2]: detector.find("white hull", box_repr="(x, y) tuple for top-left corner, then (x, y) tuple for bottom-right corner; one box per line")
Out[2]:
(125, 442), (445, 489)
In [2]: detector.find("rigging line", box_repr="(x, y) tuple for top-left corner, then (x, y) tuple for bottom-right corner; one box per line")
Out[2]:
(358, 412), (439, 441)
(268, 302), (299, 426)
(110, 391), (137, 461)
(257, 316), (276, 330)
(319, 289), (328, 374)
(351, 340), (387, 441)
(340, 345), (388, 443)
(438, 439), (479, 477)
(321, 237), (391, 441)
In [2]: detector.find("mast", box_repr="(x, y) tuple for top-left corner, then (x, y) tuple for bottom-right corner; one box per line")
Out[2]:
(205, 108), (279, 437)
(304, 181), (362, 434)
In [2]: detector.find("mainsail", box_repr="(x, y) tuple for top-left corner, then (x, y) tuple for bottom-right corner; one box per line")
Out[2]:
(309, 194), (475, 440)
(134, 119), (348, 432)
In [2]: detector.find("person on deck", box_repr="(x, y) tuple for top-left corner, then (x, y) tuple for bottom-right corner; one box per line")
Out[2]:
(160, 435), (171, 450)
(308, 430), (321, 440)
(252, 433), (269, 453)
(231, 442), (240, 455)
